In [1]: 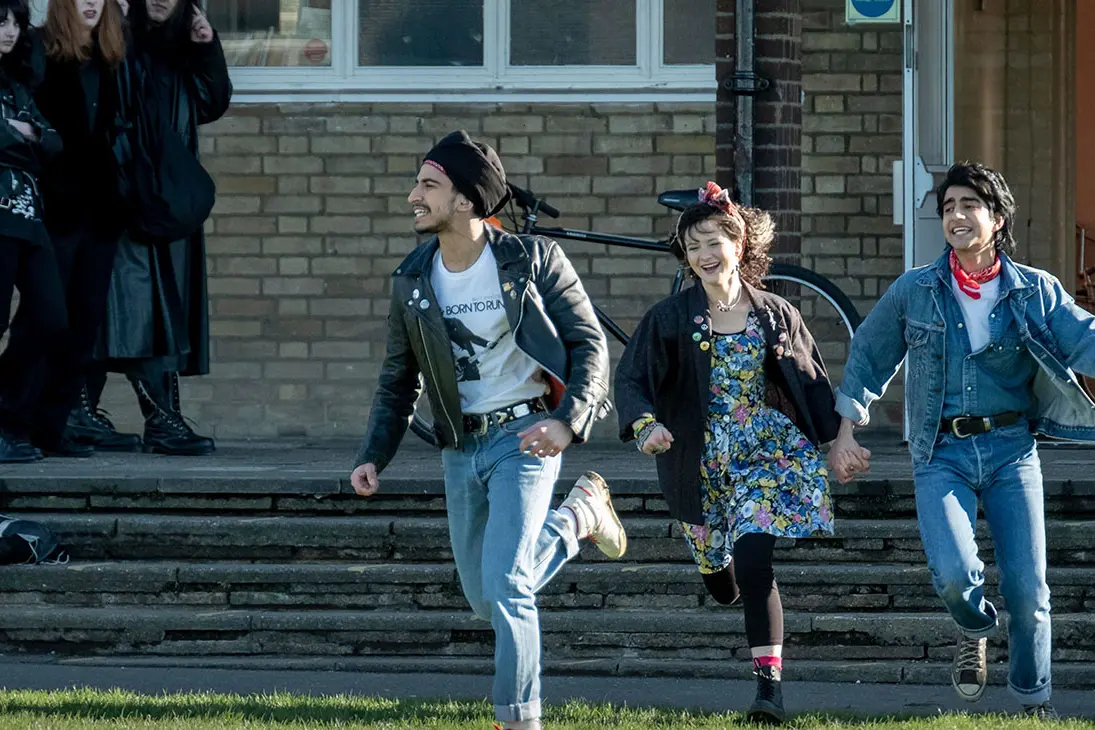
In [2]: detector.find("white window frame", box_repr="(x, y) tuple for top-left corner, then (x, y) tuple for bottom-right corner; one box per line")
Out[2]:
(229, 0), (715, 101)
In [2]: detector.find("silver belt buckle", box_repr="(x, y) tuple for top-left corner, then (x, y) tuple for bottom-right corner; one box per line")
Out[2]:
(949, 416), (990, 439)
(511, 403), (531, 419)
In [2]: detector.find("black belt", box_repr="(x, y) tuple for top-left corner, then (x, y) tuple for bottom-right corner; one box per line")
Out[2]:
(463, 398), (547, 435)
(940, 411), (1024, 439)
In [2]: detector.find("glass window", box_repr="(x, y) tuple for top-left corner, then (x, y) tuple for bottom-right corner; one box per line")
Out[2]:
(510, 0), (636, 66)
(208, 0), (333, 67)
(663, 0), (715, 65)
(358, 0), (484, 66)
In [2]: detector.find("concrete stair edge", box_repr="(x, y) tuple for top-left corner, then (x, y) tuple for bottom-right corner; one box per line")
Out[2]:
(3, 560), (1095, 588)
(6, 654), (1095, 686)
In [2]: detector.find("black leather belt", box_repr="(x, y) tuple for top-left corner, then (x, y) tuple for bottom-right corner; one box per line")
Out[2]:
(463, 398), (547, 435)
(940, 411), (1024, 439)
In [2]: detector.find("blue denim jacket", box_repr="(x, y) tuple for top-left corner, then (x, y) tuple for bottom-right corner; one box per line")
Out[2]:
(937, 279), (1039, 419)
(836, 251), (1095, 465)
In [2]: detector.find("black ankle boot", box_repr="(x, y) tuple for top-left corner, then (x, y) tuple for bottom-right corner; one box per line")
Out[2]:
(0, 430), (43, 463)
(747, 664), (785, 725)
(66, 386), (143, 452)
(40, 434), (94, 458)
(131, 375), (215, 456)
(165, 372), (215, 453)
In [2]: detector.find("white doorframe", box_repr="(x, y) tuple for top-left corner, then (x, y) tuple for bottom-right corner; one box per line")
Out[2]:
(900, 0), (955, 439)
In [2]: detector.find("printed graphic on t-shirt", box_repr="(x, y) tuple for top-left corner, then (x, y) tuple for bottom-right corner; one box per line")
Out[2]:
(444, 315), (505, 382)
(430, 245), (548, 414)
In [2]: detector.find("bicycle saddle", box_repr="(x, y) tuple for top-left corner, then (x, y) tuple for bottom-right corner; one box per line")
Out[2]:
(657, 189), (701, 212)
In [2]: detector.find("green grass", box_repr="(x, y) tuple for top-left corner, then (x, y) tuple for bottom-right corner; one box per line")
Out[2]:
(0, 689), (1090, 729)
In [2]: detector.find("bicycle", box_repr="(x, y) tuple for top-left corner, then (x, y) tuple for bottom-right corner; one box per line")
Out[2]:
(408, 183), (862, 447)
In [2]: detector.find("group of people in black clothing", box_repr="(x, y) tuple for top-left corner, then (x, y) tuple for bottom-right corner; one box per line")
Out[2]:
(0, 0), (230, 462)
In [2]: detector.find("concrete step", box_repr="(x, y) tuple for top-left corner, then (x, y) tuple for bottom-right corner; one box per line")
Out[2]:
(3, 471), (1095, 518)
(2, 561), (1094, 613)
(25, 653), (1095, 688)
(1, 607), (1094, 667)
(14, 512), (1095, 563)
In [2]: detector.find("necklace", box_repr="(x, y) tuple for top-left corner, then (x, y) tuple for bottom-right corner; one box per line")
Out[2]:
(712, 281), (743, 313)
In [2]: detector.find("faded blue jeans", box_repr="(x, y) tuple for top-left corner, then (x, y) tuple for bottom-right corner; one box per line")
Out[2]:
(441, 412), (580, 723)
(912, 422), (1051, 705)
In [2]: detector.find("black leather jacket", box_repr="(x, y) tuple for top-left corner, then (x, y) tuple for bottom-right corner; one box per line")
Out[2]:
(355, 225), (611, 472)
(0, 70), (61, 238)
(615, 282), (841, 524)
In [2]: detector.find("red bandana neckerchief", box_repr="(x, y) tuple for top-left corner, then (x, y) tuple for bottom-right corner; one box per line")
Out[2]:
(949, 249), (1001, 300)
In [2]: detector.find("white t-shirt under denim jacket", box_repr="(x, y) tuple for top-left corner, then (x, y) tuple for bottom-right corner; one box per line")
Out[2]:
(431, 245), (549, 415)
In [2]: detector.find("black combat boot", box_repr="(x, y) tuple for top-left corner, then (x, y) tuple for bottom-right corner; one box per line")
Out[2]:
(0, 429), (43, 463)
(747, 663), (785, 725)
(131, 373), (215, 456)
(66, 386), (143, 452)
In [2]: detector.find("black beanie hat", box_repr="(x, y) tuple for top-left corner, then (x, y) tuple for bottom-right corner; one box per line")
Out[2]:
(423, 131), (510, 218)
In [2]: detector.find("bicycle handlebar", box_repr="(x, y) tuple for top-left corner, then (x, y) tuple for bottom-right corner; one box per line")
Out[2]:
(508, 183), (560, 219)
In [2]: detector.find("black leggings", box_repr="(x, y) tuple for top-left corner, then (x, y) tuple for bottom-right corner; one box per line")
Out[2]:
(702, 533), (783, 648)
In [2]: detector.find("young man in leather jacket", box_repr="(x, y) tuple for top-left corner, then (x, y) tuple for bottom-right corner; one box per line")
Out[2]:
(350, 131), (627, 730)
(830, 162), (1095, 720)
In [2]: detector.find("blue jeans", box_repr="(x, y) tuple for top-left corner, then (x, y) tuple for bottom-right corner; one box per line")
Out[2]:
(441, 412), (580, 723)
(912, 422), (1051, 705)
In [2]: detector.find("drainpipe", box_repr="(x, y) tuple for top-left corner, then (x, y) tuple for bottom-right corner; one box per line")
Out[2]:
(735, 0), (755, 205)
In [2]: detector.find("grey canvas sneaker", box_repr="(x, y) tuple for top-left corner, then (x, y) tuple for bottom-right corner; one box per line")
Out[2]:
(951, 636), (987, 702)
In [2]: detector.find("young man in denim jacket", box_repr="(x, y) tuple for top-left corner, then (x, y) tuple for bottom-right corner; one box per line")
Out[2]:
(350, 131), (626, 730)
(829, 162), (1095, 719)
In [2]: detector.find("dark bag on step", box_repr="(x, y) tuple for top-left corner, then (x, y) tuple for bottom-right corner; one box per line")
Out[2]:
(0, 515), (70, 565)
(113, 57), (216, 245)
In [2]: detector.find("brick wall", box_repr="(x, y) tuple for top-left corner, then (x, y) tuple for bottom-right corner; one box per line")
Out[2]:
(96, 103), (718, 440)
(716, 0), (804, 257)
(84, 0), (913, 439)
(799, 0), (905, 426)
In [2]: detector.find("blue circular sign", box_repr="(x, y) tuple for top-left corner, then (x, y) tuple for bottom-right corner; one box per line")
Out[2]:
(851, 0), (896, 17)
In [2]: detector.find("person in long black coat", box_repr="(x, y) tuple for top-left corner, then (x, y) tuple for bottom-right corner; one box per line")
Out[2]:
(70, 0), (230, 456)
(0, 0), (133, 458)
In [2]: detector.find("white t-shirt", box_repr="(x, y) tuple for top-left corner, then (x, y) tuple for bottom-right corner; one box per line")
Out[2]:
(431, 246), (548, 414)
(950, 274), (1001, 353)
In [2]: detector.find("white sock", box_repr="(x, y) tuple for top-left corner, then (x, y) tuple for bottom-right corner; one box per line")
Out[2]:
(506, 720), (541, 730)
(558, 506), (581, 538)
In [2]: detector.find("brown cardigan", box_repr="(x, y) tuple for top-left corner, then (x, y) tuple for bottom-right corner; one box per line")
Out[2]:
(614, 282), (841, 524)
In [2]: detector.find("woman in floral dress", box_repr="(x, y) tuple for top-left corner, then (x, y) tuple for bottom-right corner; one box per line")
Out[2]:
(615, 182), (841, 724)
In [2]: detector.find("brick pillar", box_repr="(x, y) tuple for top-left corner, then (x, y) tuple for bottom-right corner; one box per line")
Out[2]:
(715, 0), (737, 195)
(716, 0), (802, 256)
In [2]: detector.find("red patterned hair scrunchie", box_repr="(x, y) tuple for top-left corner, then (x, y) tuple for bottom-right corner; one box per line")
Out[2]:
(676, 181), (747, 241)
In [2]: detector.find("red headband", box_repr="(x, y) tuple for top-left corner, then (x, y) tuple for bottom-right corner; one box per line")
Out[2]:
(676, 181), (747, 240)
(699, 181), (735, 211)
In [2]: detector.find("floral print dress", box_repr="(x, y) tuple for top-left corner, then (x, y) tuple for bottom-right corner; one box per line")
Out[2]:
(680, 310), (834, 573)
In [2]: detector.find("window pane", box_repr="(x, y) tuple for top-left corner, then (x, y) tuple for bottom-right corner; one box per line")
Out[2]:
(663, 0), (715, 64)
(207, 0), (333, 67)
(510, 0), (636, 66)
(358, 0), (484, 66)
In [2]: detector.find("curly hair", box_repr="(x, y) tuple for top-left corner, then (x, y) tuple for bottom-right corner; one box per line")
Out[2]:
(0, 0), (35, 85)
(935, 161), (1017, 256)
(669, 202), (775, 288)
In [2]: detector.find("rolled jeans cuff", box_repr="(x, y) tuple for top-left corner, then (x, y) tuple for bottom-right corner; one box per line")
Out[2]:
(1009, 679), (1051, 706)
(954, 599), (999, 639)
(544, 510), (581, 561)
(495, 698), (541, 723)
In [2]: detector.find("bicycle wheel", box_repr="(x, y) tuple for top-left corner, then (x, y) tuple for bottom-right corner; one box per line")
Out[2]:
(762, 263), (861, 382)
